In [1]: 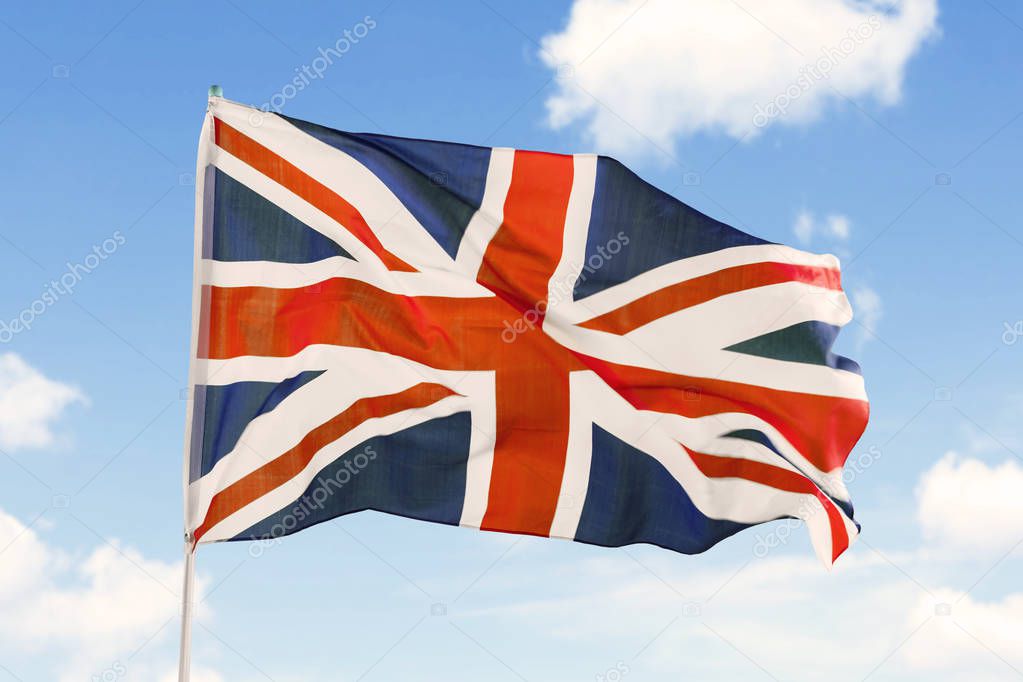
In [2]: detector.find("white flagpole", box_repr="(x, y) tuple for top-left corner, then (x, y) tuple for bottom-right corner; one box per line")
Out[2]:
(178, 84), (222, 682)
(177, 535), (196, 682)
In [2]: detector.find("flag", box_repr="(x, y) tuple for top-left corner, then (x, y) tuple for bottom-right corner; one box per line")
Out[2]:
(183, 97), (868, 566)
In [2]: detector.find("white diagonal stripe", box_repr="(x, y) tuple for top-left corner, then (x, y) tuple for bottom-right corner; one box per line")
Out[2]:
(211, 98), (454, 273)
(456, 147), (515, 277)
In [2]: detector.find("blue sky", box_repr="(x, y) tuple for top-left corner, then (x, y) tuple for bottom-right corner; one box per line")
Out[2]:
(0, 1), (1021, 680)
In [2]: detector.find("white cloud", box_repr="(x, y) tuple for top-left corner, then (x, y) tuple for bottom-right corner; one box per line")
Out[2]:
(0, 353), (84, 451)
(540, 0), (939, 154)
(917, 453), (1023, 552)
(794, 209), (815, 243)
(903, 588), (1023, 675)
(159, 668), (225, 682)
(459, 545), (1023, 682)
(0, 509), (54, 602)
(851, 284), (882, 346)
(449, 448), (1023, 681)
(792, 210), (851, 244)
(0, 507), (213, 681)
(826, 213), (851, 240)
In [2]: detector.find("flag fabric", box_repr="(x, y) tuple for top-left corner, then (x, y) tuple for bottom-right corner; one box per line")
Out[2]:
(184, 97), (868, 566)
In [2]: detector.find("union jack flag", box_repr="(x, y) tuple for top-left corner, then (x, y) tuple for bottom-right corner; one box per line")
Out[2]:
(184, 97), (868, 566)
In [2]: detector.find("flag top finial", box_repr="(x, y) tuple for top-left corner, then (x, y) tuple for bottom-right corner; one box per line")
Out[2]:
(208, 84), (223, 99)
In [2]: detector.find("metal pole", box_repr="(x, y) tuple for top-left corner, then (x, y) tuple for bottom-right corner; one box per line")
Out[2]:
(179, 84), (219, 682)
(177, 536), (196, 682)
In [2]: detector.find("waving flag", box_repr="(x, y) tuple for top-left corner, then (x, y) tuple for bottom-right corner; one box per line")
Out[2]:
(184, 97), (868, 567)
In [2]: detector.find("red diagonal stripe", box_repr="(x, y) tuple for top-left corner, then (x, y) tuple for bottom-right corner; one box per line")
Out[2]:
(685, 447), (849, 562)
(213, 117), (415, 272)
(580, 262), (842, 335)
(193, 382), (456, 542)
(581, 355), (868, 473)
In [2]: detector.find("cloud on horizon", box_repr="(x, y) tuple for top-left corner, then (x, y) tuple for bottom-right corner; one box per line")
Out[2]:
(0, 506), (214, 681)
(455, 452), (1023, 681)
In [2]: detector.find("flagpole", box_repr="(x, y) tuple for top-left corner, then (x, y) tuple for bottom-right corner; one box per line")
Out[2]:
(177, 535), (196, 682)
(178, 83), (221, 682)
(178, 83), (222, 682)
